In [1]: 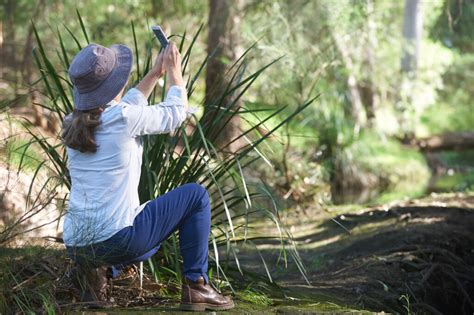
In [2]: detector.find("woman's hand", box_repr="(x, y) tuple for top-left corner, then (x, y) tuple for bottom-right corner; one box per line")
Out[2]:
(163, 42), (184, 87)
(136, 42), (185, 100)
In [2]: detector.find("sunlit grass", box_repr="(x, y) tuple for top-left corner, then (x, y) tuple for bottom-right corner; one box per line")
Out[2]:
(432, 171), (474, 192)
(3, 138), (43, 171)
(236, 285), (272, 306)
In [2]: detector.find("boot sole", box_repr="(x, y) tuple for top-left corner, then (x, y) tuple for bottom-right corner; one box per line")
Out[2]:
(179, 300), (235, 311)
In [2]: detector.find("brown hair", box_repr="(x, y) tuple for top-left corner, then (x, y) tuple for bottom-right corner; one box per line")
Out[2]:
(61, 106), (105, 153)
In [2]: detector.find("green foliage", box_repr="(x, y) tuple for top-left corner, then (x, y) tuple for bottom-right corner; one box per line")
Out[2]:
(238, 0), (474, 205)
(439, 149), (474, 168)
(430, 0), (474, 52)
(26, 11), (312, 286)
(354, 133), (427, 174)
(441, 53), (474, 100)
(3, 0), (472, 208)
(420, 101), (474, 135)
(3, 138), (43, 171)
(432, 170), (474, 192)
(430, 150), (474, 192)
(420, 53), (474, 135)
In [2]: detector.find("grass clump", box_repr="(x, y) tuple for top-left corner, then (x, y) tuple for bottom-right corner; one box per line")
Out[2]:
(0, 246), (65, 314)
(236, 284), (272, 306)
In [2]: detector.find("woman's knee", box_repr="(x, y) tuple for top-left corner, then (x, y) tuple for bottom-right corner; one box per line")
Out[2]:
(185, 183), (210, 211)
(184, 183), (208, 198)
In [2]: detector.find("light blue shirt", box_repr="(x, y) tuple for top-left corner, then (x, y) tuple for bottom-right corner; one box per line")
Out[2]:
(63, 86), (189, 246)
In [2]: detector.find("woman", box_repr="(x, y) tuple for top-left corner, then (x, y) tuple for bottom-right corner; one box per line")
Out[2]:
(62, 41), (234, 311)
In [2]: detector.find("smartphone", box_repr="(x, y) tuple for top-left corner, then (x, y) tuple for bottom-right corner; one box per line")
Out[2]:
(151, 25), (169, 48)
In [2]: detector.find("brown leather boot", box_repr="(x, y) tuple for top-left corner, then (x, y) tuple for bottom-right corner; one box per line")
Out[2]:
(70, 264), (113, 308)
(180, 276), (234, 311)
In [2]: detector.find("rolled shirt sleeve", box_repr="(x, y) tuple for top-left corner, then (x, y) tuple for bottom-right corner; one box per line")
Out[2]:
(121, 86), (189, 137)
(121, 87), (149, 107)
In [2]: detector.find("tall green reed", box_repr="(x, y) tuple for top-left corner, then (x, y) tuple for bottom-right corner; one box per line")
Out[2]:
(26, 11), (315, 287)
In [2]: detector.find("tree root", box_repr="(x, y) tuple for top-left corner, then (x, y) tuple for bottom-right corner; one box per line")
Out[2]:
(391, 245), (474, 314)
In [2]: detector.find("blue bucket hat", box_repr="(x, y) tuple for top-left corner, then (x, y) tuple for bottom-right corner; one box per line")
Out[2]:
(68, 43), (133, 111)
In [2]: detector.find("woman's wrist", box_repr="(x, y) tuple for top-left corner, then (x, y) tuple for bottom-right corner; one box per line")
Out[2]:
(149, 68), (163, 79)
(136, 70), (161, 99)
(167, 70), (184, 87)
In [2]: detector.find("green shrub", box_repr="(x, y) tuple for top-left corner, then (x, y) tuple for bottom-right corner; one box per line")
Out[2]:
(420, 54), (474, 135)
(334, 132), (430, 204)
(22, 11), (313, 291)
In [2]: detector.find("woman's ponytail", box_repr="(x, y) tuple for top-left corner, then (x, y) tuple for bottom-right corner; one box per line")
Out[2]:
(61, 106), (104, 153)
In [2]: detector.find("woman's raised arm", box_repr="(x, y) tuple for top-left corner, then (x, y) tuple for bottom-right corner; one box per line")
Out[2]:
(136, 42), (187, 110)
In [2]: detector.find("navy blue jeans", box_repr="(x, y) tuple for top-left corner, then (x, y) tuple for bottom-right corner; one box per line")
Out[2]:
(66, 183), (211, 283)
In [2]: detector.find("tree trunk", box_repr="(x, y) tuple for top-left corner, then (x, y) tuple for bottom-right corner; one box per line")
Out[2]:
(0, 17), (4, 78)
(21, 0), (45, 82)
(3, 0), (17, 90)
(22, 0), (48, 130)
(360, 0), (378, 125)
(203, 0), (244, 153)
(398, 0), (424, 136)
(401, 0), (423, 75)
(406, 132), (474, 152)
(331, 32), (365, 134)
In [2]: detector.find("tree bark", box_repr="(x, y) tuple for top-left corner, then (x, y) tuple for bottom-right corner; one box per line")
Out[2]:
(3, 0), (17, 88)
(401, 0), (423, 75)
(0, 16), (4, 78)
(22, 0), (48, 130)
(21, 0), (45, 83)
(203, 0), (244, 153)
(406, 132), (474, 152)
(331, 32), (365, 134)
(398, 0), (424, 136)
(360, 0), (378, 125)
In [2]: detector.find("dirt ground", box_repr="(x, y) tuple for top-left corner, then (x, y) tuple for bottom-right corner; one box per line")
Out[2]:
(240, 192), (474, 314)
(1, 192), (473, 313)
